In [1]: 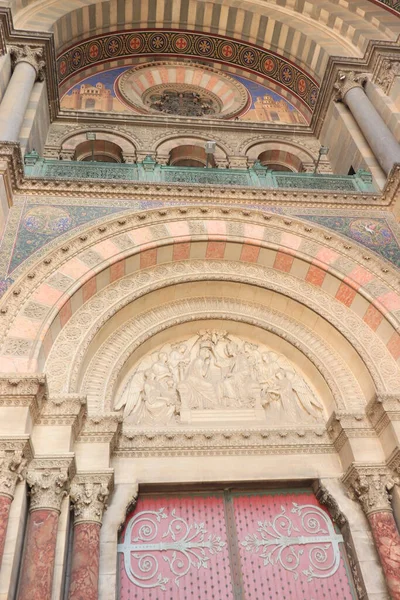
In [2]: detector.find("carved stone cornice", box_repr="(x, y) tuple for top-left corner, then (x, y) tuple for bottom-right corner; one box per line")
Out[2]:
(374, 59), (400, 95)
(367, 394), (400, 435)
(26, 455), (75, 512)
(77, 415), (122, 451)
(0, 374), (47, 422)
(0, 438), (32, 498)
(117, 426), (331, 457)
(8, 44), (45, 81)
(326, 412), (376, 453)
(70, 470), (114, 525)
(333, 70), (368, 103)
(342, 463), (394, 516)
(36, 395), (87, 441)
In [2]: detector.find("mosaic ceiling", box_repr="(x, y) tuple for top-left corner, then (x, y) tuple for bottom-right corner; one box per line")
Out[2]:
(58, 30), (319, 116)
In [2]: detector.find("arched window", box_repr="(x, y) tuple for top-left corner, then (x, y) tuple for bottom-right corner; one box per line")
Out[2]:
(73, 139), (124, 163)
(168, 144), (215, 168)
(258, 150), (303, 172)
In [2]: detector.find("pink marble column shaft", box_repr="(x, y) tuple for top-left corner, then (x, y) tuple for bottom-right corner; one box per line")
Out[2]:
(368, 511), (400, 600)
(17, 509), (59, 600)
(68, 522), (101, 600)
(0, 495), (12, 567)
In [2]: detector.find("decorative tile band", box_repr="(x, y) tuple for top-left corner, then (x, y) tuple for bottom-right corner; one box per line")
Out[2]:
(57, 29), (319, 112)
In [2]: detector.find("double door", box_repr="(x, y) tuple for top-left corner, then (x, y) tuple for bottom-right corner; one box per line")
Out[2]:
(118, 487), (357, 599)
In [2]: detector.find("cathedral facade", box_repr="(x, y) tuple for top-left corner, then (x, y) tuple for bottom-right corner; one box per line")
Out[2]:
(0, 1), (400, 598)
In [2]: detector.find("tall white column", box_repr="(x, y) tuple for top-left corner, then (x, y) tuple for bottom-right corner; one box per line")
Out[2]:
(334, 70), (400, 175)
(0, 45), (44, 142)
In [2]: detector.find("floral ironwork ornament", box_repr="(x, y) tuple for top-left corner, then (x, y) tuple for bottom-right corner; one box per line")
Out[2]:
(241, 502), (343, 581)
(118, 508), (226, 589)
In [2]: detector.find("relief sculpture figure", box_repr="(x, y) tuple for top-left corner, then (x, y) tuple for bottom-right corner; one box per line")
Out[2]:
(115, 331), (325, 426)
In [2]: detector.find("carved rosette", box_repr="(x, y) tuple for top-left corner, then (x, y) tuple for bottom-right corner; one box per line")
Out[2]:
(333, 70), (368, 103)
(8, 44), (45, 81)
(342, 464), (394, 516)
(27, 458), (74, 512)
(0, 449), (27, 499)
(70, 472), (113, 525)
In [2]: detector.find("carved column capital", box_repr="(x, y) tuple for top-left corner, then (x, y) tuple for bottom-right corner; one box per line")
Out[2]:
(342, 463), (394, 516)
(26, 456), (75, 512)
(375, 59), (400, 95)
(0, 447), (28, 499)
(70, 471), (114, 525)
(333, 70), (368, 103)
(8, 44), (45, 81)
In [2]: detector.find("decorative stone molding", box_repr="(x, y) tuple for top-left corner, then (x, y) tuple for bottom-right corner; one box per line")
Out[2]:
(70, 470), (114, 525)
(387, 447), (400, 478)
(8, 44), (45, 81)
(77, 415), (122, 451)
(375, 59), (400, 95)
(333, 71), (368, 103)
(0, 375), (47, 421)
(342, 464), (394, 516)
(26, 455), (75, 512)
(36, 394), (87, 441)
(0, 441), (31, 498)
(116, 426), (330, 457)
(367, 393), (400, 435)
(326, 412), (377, 453)
(313, 481), (348, 527)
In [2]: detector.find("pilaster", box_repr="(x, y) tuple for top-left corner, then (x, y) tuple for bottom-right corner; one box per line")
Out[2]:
(0, 375), (47, 435)
(32, 394), (86, 455)
(326, 411), (384, 470)
(367, 394), (400, 460)
(74, 415), (122, 471)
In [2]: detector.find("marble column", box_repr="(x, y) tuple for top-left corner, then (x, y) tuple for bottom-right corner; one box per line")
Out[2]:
(68, 473), (113, 600)
(0, 449), (26, 568)
(343, 464), (400, 600)
(17, 464), (70, 600)
(0, 45), (45, 142)
(334, 70), (400, 175)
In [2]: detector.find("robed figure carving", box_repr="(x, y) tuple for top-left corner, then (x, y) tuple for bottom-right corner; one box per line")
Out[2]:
(115, 331), (324, 426)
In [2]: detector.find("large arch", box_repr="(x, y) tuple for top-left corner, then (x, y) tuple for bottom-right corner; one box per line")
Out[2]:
(0, 207), (399, 404)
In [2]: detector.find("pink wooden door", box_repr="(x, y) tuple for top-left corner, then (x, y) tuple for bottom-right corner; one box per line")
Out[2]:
(118, 489), (357, 600)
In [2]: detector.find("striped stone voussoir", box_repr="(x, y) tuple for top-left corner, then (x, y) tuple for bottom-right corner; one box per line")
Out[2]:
(0, 210), (398, 373)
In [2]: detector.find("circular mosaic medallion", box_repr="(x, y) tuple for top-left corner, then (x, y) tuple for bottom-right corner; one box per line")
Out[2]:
(172, 34), (190, 53)
(195, 37), (214, 56)
(149, 33), (168, 51)
(116, 61), (250, 119)
(106, 37), (121, 56)
(87, 42), (101, 62)
(127, 34), (143, 52)
(23, 206), (73, 235)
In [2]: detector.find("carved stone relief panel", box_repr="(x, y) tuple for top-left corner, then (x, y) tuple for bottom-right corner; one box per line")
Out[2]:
(114, 330), (325, 428)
